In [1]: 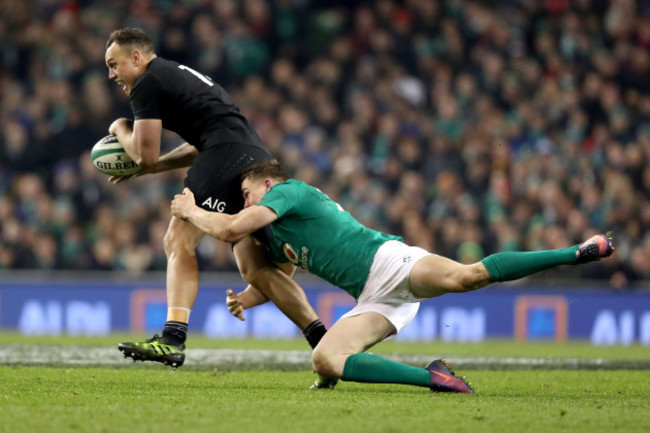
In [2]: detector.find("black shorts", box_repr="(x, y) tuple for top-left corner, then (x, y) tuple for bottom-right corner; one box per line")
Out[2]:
(185, 142), (271, 215)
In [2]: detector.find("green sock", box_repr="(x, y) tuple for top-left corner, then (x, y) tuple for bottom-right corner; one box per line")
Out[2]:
(481, 245), (579, 282)
(341, 353), (431, 387)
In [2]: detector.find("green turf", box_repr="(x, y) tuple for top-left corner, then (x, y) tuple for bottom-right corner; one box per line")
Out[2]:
(0, 366), (648, 433)
(1, 333), (649, 432)
(0, 331), (647, 361)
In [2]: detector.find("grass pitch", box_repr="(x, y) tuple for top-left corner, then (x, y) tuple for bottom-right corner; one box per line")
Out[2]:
(0, 334), (648, 433)
(1, 367), (648, 433)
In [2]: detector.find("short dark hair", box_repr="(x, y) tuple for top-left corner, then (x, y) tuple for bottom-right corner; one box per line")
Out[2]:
(106, 28), (155, 55)
(241, 159), (289, 183)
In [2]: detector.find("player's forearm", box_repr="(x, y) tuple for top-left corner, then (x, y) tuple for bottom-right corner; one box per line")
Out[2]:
(237, 285), (270, 309)
(112, 120), (136, 158)
(183, 206), (245, 243)
(111, 118), (164, 170)
(172, 192), (274, 241)
(156, 142), (198, 171)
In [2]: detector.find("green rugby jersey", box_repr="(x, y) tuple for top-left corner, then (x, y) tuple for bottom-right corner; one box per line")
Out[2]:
(258, 179), (401, 300)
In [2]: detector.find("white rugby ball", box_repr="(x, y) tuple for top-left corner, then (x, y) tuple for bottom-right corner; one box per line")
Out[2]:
(91, 134), (142, 176)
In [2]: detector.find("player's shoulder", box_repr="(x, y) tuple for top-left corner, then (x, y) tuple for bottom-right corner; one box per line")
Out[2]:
(267, 179), (307, 201)
(269, 179), (298, 194)
(284, 180), (331, 205)
(271, 179), (299, 188)
(131, 58), (178, 95)
(142, 57), (180, 79)
(275, 179), (313, 194)
(283, 179), (304, 187)
(150, 56), (179, 69)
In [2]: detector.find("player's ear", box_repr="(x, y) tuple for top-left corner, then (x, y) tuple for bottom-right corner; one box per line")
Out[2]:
(131, 49), (141, 66)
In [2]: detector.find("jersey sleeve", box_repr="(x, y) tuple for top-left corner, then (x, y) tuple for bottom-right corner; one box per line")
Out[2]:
(129, 73), (163, 120)
(258, 182), (300, 218)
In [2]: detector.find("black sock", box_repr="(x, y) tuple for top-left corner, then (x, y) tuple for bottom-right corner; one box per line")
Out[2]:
(303, 319), (327, 349)
(162, 321), (188, 346)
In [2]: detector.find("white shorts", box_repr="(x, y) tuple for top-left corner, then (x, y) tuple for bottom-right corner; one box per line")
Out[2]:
(340, 240), (432, 334)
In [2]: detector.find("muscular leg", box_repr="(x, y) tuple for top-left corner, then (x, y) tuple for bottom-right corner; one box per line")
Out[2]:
(164, 215), (206, 323)
(312, 313), (433, 388)
(409, 244), (583, 299)
(311, 313), (393, 377)
(233, 235), (319, 331)
(409, 255), (489, 299)
(116, 215), (204, 363)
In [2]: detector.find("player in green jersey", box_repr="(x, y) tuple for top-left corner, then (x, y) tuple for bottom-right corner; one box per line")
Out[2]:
(170, 160), (614, 393)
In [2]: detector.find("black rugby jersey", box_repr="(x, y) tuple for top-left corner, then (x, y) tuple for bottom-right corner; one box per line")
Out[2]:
(129, 57), (264, 152)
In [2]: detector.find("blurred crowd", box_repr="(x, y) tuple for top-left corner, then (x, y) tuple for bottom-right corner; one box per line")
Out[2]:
(1, 0), (649, 287)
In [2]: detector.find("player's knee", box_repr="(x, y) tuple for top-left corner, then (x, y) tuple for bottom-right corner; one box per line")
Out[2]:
(311, 346), (342, 378)
(163, 227), (194, 257)
(451, 265), (484, 293)
(163, 229), (174, 256)
(238, 264), (265, 288)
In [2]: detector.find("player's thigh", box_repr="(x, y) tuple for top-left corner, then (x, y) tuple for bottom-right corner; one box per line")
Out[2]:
(164, 215), (205, 252)
(409, 255), (486, 298)
(316, 312), (395, 360)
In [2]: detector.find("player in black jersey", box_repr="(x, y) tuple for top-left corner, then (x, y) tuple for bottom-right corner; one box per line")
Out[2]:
(103, 28), (327, 368)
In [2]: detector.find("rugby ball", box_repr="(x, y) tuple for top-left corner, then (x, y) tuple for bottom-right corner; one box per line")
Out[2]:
(90, 134), (142, 176)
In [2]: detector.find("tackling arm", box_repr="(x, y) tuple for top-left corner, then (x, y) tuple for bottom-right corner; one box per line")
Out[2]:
(171, 188), (279, 243)
(227, 259), (298, 320)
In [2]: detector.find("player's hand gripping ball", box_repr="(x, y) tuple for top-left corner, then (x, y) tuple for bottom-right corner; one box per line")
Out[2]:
(91, 134), (142, 177)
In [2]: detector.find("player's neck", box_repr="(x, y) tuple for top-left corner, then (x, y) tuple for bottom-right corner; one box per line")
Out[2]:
(143, 54), (157, 67)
